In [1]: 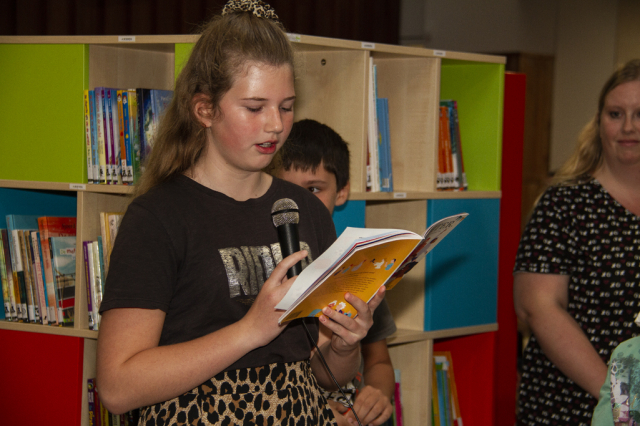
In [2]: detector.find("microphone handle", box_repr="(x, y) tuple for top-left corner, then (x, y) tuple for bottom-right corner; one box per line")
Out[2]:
(277, 223), (303, 278)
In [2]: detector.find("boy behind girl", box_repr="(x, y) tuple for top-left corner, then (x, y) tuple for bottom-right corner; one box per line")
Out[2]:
(269, 119), (397, 425)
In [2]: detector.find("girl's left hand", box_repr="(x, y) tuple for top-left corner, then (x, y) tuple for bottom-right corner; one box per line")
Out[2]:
(319, 286), (386, 355)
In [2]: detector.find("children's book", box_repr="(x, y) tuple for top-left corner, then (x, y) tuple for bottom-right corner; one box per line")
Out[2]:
(1, 229), (18, 321)
(128, 89), (141, 184)
(0, 230), (15, 321)
(50, 236), (77, 326)
(83, 241), (96, 330)
(137, 88), (153, 167)
(30, 231), (48, 324)
(434, 351), (463, 426)
(88, 90), (100, 184)
(110, 88), (122, 184)
(95, 87), (108, 184)
(38, 216), (76, 325)
(84, 89), (95, 183)
(367, 58), (380, 192)
(376, 97), (393, 192)
(6, 214), (40, 322)
(121, 90), (133, 184)
(276, 213), (468, 324)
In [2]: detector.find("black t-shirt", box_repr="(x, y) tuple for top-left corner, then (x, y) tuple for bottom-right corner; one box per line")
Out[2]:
(100, 175), (337, 371)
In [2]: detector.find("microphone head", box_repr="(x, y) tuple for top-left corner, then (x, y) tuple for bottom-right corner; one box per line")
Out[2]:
(271, 198), (299, 227)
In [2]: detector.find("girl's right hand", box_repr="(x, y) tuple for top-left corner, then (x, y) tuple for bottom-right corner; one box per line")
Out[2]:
(240, 250), (308, 347)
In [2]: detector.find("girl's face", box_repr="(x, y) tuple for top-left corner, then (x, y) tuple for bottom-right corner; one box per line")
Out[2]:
(207, 62), (295, 174)
(599, 80), (640, 167)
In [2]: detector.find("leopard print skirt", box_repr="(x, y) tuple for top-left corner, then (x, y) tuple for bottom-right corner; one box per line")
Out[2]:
(139, 360), (337, 425)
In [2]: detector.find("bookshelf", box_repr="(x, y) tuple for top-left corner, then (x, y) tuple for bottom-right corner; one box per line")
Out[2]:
(0, 35), (507, 426)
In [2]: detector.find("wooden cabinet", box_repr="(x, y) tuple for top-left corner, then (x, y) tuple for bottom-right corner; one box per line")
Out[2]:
(0, 34), (507, 426)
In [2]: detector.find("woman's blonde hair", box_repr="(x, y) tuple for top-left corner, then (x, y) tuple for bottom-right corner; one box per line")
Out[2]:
(552, 59), (640, 185)
(133, 8), (294, 198)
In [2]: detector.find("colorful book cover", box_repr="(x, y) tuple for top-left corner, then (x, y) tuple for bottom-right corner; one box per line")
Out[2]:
(89, 90), (100, 184)
(23, 231), (43, 323)
(150, 89), (173, 145)
(128, 89), (141, 184)
(38, 216), (76, 325)
(84, 89), (94, 183)
(367, 58), (380, 192)
(0, 230), (16, 320)
(1, 229), (18, 321)
(451, 100), (467, 190)
(441, 100), (465, 191)
(137, 88), (153, 168)
(276, 213), (468, 323)
(30, 231), (48, 325)
(50, 236), (76, 326)
(88, 378), (100, 426)
(121, 90), (133, 184)
(95, 87), (108, 184)
(434, 351), (463, 425)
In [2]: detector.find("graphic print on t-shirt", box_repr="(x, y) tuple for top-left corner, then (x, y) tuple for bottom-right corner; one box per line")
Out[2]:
(219, 241), (313, 298)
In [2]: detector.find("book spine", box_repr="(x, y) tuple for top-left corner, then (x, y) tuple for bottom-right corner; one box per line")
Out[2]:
(121, 91), (132, 184)
(83, 241), (95, 330)
(17, 230), (37, 322)
(452, 101), (467, 190)
(31, 231), (48, 325)
(394, 369), (403, 426)
(84, 90), (95, 183)
(367, 59), (380, 192)
(91, 241), (103, 330)
(89, 90), (100, 184)
(112, 89), (122, 184)
(105, 89), (115, 184)
(95, 88), (108, 184)
(2, 229), (19, 321)
(0, 231), (14, 320)
(128, 89), (140, 184)
(38, 218), (58, 324)
(88, 378), (97, 426)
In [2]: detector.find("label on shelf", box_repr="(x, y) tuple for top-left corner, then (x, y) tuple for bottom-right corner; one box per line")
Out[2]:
(118, 36), (136, 42)
(393, 192), (407, 199)
(69, 183), (86, 190)
(434, 50), (446, 57)
(362, 42), (375, 50)
(287, 33), (301, 43)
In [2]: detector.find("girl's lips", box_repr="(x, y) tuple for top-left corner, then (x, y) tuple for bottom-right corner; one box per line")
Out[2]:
(256, 141), (277, 154)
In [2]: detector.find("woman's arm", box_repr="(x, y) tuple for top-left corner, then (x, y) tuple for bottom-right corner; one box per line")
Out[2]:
(311, 287), (386, 390)
(513, 271), (607, 397)
(96, 250), (308, 414)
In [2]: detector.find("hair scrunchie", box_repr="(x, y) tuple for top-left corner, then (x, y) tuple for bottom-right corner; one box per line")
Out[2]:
(221, 0), (280, 23)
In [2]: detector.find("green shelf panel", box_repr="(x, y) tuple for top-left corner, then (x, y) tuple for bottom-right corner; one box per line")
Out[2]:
(441, 61), (504, 191)
(175, 43), (195, 78)
(0, 44), (89, 183)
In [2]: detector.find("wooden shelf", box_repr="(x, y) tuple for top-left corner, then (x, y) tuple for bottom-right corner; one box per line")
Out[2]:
(0, 320), (99, 339)
(388, 323), (498, 345)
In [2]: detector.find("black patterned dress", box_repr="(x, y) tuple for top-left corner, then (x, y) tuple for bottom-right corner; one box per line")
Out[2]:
(514, 178), (640, 425)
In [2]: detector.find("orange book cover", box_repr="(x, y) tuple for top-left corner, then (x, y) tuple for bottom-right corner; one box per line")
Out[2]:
(276, 213), (468, 323)
(38, 216), (76, 325)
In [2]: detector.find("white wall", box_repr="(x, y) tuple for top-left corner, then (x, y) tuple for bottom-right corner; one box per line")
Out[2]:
(400, 0), (620, 172)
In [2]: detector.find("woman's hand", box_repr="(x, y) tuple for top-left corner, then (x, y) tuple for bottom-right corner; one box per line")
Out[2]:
(240, 250), (308, 347)
(345, 385), (393, 425)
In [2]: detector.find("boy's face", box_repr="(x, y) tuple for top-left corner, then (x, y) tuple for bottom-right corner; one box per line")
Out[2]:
(277, 162), (349, 214)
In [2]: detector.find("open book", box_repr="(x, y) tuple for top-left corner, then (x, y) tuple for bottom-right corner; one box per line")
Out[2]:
(276, 213), (468, 324)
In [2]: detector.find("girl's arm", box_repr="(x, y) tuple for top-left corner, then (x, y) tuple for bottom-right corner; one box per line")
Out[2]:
(513, 271), (607, 397)
(96, 250), (308, 414)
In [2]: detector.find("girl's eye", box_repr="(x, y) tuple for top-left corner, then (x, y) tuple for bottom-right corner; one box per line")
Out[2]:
(281, 105), (294, 112)
(308, 187), (320, 193)
(247, 107), (262, 113)
(609, 110), (621, 119)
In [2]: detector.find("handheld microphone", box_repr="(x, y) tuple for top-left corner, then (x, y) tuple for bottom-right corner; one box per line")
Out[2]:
(271, 198), (303, 278)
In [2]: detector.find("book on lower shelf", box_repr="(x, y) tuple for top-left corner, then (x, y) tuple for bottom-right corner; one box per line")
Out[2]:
(439, 100), (467, 191)
(88, 378), (140, 426)
(50, 236), (76, 326)
(432, 351), (463, 426)
(276, 213), (468, 324)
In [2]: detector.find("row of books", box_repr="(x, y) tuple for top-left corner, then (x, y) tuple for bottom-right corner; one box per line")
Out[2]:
(83, 87), (173, 185)
(0, 216), (77, 325)
(366, 59), (394, 193)
(82, 211), (123, 330)
(88, 378), (139, 426)
(432, 351), (463, 426)
(438, 100), (468, 191)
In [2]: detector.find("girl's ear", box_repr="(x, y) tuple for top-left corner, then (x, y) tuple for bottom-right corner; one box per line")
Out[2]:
(335, 181), (350, 207)
(193, 94), (214, 128)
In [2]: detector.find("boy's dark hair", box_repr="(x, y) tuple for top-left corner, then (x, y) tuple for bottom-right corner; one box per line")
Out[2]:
(274, 119), (350, 191)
